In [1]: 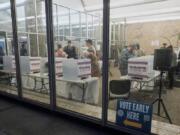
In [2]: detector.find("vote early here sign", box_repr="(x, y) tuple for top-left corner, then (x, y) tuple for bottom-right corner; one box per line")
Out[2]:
(116, 99), (153, 134)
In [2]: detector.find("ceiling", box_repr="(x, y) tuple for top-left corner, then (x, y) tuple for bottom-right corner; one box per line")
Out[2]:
(54, 0), (180, 23)
(81, 0), (180, 23)
(0, 0), (180, 25)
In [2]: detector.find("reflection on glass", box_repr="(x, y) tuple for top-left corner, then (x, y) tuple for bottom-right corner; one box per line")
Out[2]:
(18, 33), (29, 56)
(53, 4), (58, 38)
(38, 34), (47, 57)
(81, 13), (87, 38)
(87, 15), (93, 38)
(37, 0), (46, 33)
(71, 10), (80, 37)
(0, 1), (18, 95)
(16, 0), (50, 104)
(29, 34), (38, 56)
(53, 2), (102, 119)
(22, 0), (36, 32)
(108, 2), (180, 134)
(58, 6), (70, 37)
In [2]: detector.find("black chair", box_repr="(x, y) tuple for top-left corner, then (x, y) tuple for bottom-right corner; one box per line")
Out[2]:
(109, 80), (131, 100)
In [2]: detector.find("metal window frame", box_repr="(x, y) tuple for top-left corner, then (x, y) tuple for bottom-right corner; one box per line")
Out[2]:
(102, 0), (110, 126)
(45, 0), (56, 110)
(10, 0), (22, 98)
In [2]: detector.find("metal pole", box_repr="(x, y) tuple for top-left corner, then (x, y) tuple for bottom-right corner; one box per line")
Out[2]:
(34, 0), (40, 56)
(5, 32), (9, 55)
(124, 18), (127, 46)
(69, 8), (71, 39)
(27, 33), (31, 56)
(158, 71), (163, 115)
(102, 0), (110, 126)
(45, 0), (56, 110)
(86, 14), (88, 39)
(56, 5), (59, 42)
(10, 0), (22, 98)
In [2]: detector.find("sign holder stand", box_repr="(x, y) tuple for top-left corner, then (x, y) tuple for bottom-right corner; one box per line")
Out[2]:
(152, 71), (172, 124)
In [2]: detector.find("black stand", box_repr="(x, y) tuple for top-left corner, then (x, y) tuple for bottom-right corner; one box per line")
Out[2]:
(152, 71), (172, 124)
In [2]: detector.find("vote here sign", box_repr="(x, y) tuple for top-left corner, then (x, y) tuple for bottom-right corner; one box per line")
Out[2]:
(116, 99), (153, 134)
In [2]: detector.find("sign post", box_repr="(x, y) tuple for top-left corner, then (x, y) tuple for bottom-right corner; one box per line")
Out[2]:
(116, 99), (153, 134)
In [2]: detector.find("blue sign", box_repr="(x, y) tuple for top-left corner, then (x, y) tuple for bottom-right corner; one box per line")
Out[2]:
(0, 40), (5, 49)
(116, 99), (153, 134)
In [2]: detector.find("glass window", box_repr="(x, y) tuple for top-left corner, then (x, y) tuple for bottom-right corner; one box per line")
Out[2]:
(70, 10), (80, 38)
(81, 13), (87, 38)
(16, 0), (50, 104)
(29, 34), (38, 56)
(53, 0), (103, 120)
(53, 4), (58, 42)
(108, 1), (180, 134)
(93, 16), (100, 40)
(87, 15), (93, 38)
(58, 6), (70, 38)
(23, 0), (36, 33)
(38, 34), (47, 57)
(36, 0), (46, 33)
(18, 33), (30, 56)
(0, 1), (18, 95)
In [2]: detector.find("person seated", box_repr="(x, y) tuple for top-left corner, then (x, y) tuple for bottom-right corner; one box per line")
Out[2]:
(64, 40), (78, 59)
(55, 44), (67, 57)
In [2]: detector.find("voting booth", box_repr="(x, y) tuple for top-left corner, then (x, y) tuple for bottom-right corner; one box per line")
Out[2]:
(40, 57), (48, 75)
(128, 55), (155, 80)
(56, 58), (99, 104)
(62, 59), (91, 80)
(3, 56), (16, 71)
(20, 56), (41, 73)
(55, 58), (65, 76)
(128, 55), (160, 91)
(40, 57), (65, 76)
(3, 56), (41, 73)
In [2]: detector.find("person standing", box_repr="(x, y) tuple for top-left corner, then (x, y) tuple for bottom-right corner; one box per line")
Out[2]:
(86, 39), (96, 56)
(20, 43), (28, 56)
(167, 45), (177, 89)
(55, 44), (67, 57)
(86, 51), (101, 77)
(64, 40), (78, 59)
(134, 43), (145, 57)
(161, 43), (167, 48)
(119, 45), (135, 76)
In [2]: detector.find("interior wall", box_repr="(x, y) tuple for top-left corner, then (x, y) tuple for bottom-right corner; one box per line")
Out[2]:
(126, 20), (180, 54)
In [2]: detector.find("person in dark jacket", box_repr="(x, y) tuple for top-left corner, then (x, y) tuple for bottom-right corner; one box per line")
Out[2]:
(167, 45), (177, 89)
(64, 40), (78, 59)
(20, 43), (28, 56)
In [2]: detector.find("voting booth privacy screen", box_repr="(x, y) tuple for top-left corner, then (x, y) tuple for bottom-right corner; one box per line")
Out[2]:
(116, 100), (153, 134)
(128, 55), (154, 79)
